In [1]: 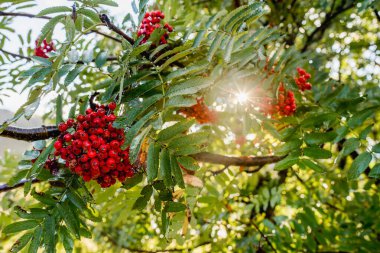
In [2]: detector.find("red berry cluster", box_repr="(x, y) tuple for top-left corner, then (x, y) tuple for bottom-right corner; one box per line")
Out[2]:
(295, 67), (312, 91)
(53, 102), (135, 188)
(259, 84), (296, 117)
(137, 11), (173, 45)
(178, 97), (218, 124)
(34, 39), (55, 58)
(276, 85), (296, 116)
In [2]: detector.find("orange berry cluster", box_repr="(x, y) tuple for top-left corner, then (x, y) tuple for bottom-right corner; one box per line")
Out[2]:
(53, 102), (135, 188)
(275, 84), (296, 116)
(137, 11), (173, 44)
(178, 97), (218, 124)
(295, 68), (312, 91)
(34, 39), (55, 58)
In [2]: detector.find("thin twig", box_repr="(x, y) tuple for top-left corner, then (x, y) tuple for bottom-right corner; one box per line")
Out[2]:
(99, 14), (135, 45)
(211, 165), (229, 175)
(0, 179), (40, 193)
(0, 11), (121, 43)
(0, 48), (31, 60)
(252, 221), (277, 253)
(0, 48), (117, 64)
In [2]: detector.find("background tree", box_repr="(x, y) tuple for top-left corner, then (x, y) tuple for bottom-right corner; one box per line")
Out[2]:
(0, 0), (379, 252)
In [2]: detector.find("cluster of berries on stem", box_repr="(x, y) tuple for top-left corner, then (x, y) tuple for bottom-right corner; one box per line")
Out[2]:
(178, 97), (218, 124)
(275, 84), (297, 116)
(295, 68), (312, 91)
(34, 39), (55, 58)
(138, 11), (173, 45)
(53, 102), (135, 188)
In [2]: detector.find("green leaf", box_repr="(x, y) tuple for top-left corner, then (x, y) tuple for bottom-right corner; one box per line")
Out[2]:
(276, 139), (302, 156)
(29, 140), (55, 177)
(166, 60), (209, 80)
(28, 67), (51, 85)
(168, 132), (209, 150)
(224, 36), (234, 62)
(10, 232), (33, 253)
(57, 203), (80, 239)
(3, 220), (40, 234)
(15, 206), (48, 220)
(28, 226), (42, 253)
(77, 9), (101, 23)
(160, 148), (173, 187)
(299, 159), (326, 173)
(97, 0), (118, 7)
(342, 138), (360, 156)
(56, 94), (63, 124)
(124, 110), (156, 146)
(66, 191), (86, 211)
(165, 96), (197, 109)
(132, 185), (153, 210)
(160, 48), (194, 71)
(147, 142), (160, 183)
(177, 156), (199, 171)
(95, 51), (108, 68)
(124, 94), (163, 126)
(123, 173), (143, 189)
(192, 29), (206, 47)
(64, 65), (86, 85)
(60, 226), (74, 253)
(359, 124), (373, 140)
(369, 164), (380, 179)
(75, 14), (84, 31)
(372, 143), (380, 153)
(347, 152), (372, 180)
(165, 201), (186, 212)
(274, 157), (298, 171)
(122, 80), (161, 103)
(207, 32), (224, 61)
(43, 216), (56, 253)
(132, 196), (149, 211)
(303, 147), (332, 159)
(37, 6), (71, 16)
(304, 131), (337, 145)
(161, 211), (168, 235)
(157, 119), (195, 142)
(347, 107), (377, 128)
(170, 155), (185, 188)
(65, 16), (76, 42)
(40, 15), (66, 42)
(129, 125), (152, 164)
(8, 169), (29, 186)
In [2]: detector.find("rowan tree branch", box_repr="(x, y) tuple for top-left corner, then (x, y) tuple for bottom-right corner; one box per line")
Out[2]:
(99, 14), (135, 45)
(0, 48), (117, 64)
(0, 126), (284, 167)
(0, 11), (121, 43)
(1, 126), (60, 141)
(0, 48), (31, 60)
(0, 179), (40, 193)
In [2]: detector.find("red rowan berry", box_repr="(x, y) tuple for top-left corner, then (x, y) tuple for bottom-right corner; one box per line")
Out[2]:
(54, 141), (63, 150)
(58, 123), (68, 132)
(108, 102), (117, 111)
(34, 39), (55, 58)
(63, 134), (72, 142)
